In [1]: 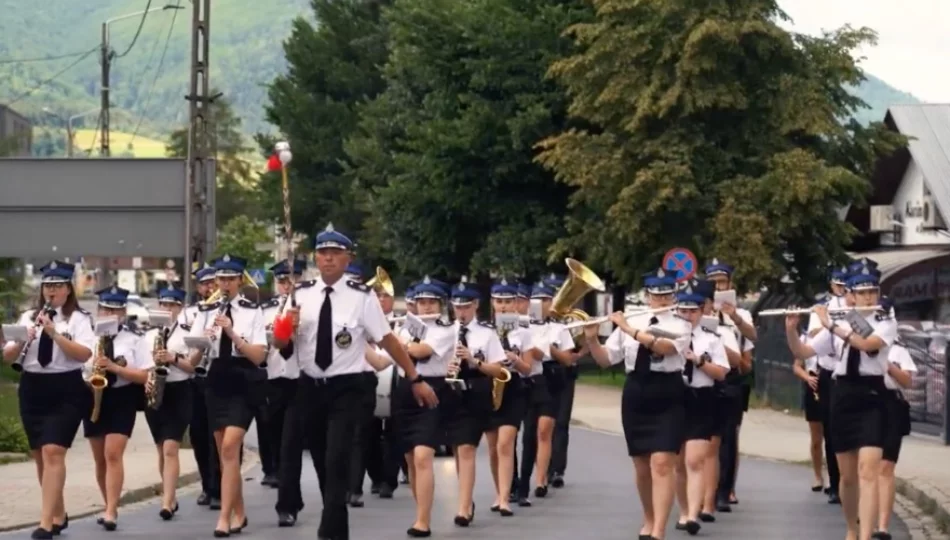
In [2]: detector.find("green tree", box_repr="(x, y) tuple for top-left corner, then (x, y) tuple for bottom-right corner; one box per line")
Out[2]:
(537, 1), (905, 293)
(167, 93), (263, 226)
(346, 0), (590, 279)
(259, 0), (391, 249)
(212, 215), (273, 270)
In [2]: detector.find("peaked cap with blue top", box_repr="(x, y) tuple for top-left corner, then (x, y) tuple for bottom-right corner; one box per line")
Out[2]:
(542, 273), (565, 289)
(158, 283), (187, 305)
(451, 276), (481, 304)
(704, 258), (734, 278)
(530, 280), (556, 299)
(96, 285), (131, 309)
(675, 282), (705, 308)
(414, 275), (448, 300)
(516, 282), (531, 299)
(211, 254), (247, 277)
(314, 222), (354, 251)
(40, 260), (75, 284)
(193, 264), (216, 283)
(270, 259), (306, 277)
(829, 264), (851, 286)
(644, 268), (677, 295)
(847, 264), (880, 291)
(345, 262), (364, 280)
(491, 277), (518, 299)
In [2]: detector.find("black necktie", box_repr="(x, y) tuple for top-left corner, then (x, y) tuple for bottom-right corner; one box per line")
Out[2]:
(104, 336), (117, 385)
(684, 340), (695, 383)
(37, 312), (54, 368)
(315, 287), (333, 370)
(458, 326), (472, 375)
(633, 316), (659, 374)
(845, 341), (861, 378)
(218, 305), (233, 362)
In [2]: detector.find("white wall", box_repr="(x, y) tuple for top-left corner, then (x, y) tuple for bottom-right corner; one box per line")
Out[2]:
(880, 158), (950, 246)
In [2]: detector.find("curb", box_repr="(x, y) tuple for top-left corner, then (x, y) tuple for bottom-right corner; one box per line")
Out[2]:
(0, 450), (260, 533)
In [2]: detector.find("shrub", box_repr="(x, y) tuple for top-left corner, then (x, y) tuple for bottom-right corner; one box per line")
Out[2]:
(0, 416), (28, 453)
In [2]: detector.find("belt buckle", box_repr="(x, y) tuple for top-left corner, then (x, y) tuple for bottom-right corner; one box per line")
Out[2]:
(447, 379), (468, 392)
(312, 377), (330, 387)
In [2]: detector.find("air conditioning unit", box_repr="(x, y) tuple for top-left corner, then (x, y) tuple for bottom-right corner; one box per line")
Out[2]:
(920, 196), (947, 229)
(869, 205), (895, 232)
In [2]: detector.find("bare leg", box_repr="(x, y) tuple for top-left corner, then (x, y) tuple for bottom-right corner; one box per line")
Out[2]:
(496, 426), (518, 511)
(102, 434), (129, 521)
(161, 440), (182, 510)
(485, 430), (501, 504)
(808, 421), (824, 487)
(837, 452), (859, 540)
(455, 444), (477, 517)
(702, 436), (720, 515)
(38, 445), (68, 532)
(410, 446), (436, 532)
(534, 416), (555, 488)
(650, 452), (678, 540)
(857, 447), (883, 540)
(877, 460), (896, 534)
(633, 456), (654, 536)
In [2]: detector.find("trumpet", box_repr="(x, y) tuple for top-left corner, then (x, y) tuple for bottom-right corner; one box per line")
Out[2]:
(88, 336), (109, 423)
(757, 305), (883, 317)
(195, 292), (230, 376)
(563, 305), (677, 330)
(11, 302), (55, 373)
(146, 327), (170, 410)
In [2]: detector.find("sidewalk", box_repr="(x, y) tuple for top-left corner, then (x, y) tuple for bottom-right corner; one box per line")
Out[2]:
(0, 412), (258, 532)
(571, 383), (950, 531)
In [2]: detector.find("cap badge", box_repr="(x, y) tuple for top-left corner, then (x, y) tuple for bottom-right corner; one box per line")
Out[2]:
(50, 261), (57, 270)
(223, 254), (231, 263)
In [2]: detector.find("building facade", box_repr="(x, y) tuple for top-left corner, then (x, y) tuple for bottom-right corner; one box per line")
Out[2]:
(0, 104), (32, 156)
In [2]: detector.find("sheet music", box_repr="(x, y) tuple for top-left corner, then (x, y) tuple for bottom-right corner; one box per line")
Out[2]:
(714, 290), (737, 310)
(2, 324), (28, 342)
(403, 313), (429, 341)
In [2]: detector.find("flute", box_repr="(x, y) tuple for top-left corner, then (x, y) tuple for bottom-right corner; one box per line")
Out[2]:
(390, 313), (441, 323)
(757, 305), (882, 317)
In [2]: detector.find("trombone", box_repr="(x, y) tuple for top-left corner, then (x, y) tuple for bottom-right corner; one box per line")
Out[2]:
(757, 305), (883, 317)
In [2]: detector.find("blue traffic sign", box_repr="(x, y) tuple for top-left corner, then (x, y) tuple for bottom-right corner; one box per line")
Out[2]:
(248, 268), (268, 285)
(662, 247), (698, 282)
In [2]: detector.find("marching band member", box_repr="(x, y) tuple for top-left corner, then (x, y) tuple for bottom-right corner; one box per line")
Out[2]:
(187, 254), (268, 536)
(143, 284), (196, 520)
(84, 286), (154, 531)
(876, 335), (916, 540)
(671, 283), (729, 535)
(399, 283), (418, 486)
(445, 277), (507, 526)
(364, 274), (399, 498)
(348, 281), (383, 508)
(272, 225), (435, 540)
(509, 281), (533, 502)
(256, 260), (303, 489)
(1, 261), (94, 540)
(785, 264), (897, 540)
(586, 268), (691, 540)
(188, 265), (223, 509)
(484, 279), (532, 516)
(806, 264), (851, 504)
(517, 280), (577, 504)
(543, 272), (578, 490)
(704, 259), (755, 511)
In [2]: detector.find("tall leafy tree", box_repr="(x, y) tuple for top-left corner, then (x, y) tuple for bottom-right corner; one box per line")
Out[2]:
(346, 0), (590, 279)
(537, 0), (905, 292)
(212, 215), (273, 269)
(259, 0), (391, 249)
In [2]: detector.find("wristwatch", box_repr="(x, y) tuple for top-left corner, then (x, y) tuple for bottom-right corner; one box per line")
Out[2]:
(410, 373), (425, 385)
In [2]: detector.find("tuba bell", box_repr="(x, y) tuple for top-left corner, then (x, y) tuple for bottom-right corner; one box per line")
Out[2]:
(88, 336), (110, 423)
(549, 258), (606, 337)
(366, 266), (395, 297)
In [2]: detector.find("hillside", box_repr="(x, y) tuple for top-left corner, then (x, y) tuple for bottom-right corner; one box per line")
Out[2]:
(0, 1), (925, 142)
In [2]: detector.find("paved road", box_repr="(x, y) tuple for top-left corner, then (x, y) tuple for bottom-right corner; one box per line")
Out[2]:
(0, 426), (911, 539)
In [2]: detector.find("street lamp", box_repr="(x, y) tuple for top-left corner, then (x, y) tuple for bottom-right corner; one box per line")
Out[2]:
(41, 107), (99, 157)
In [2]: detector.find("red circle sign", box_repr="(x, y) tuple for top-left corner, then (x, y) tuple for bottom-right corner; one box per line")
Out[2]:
(662, 247), (698, 282)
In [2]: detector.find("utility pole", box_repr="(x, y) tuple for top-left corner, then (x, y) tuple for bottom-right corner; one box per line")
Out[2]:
(183, 0), (215, 299)
(100, 22), (111, 157)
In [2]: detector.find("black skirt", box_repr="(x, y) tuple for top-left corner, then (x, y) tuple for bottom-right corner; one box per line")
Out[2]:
(394, 376), (447, 453)
(490, 376), (525, 429)
(442, 376), (492, 447)
(683, 386), (716, 442)
(205, 358), (260, 432)
(18, 370), (90, 450)
(621, 371), (686, 457)
(830, 376), (887, 453)
(802, 375), (822, 422)
(83, 384), (141, 438)
(144, 380), (194, 444)
(525, 374), (557, 419)
(882, 390), (911, 463)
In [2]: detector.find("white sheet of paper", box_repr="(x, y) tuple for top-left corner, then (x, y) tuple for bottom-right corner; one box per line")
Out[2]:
(714, 290), (737, 310)
(404, 313), (429, 341)
(528, 299), (543, 322)
(2, 324), (29, 342)
(94, 317), (120, 337)
(184, 336), (213, 351)
(495, 313), (519, 334)
(148, 310), (173, 328)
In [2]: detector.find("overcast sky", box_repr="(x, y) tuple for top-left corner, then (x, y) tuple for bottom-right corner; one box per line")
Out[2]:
(779, 0), (949, 103)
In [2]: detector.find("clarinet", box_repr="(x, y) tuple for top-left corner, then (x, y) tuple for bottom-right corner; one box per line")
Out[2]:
(11, 302), (55, 373)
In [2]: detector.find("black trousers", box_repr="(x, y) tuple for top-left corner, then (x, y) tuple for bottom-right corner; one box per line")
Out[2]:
(347, 372), (379, 496)
(550, 371), (576, 476)
(276, 373), (363, 540)
(190, 378), (220, 498)
(255, 378), (296, 477)
(818, 368), (840, 493)
(716, 385), (745, 502)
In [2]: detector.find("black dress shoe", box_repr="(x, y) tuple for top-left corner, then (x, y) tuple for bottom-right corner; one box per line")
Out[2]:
(508, 491), (518, 503)
(535, 485), (548, 498)
(370, 482), (381, 495)
(499, 508), (513, 517)
(379, 484), (394, 499)
(213, 529), (230, 538)
(278, 512), (297, 527)
(30, 528), (53, 540)
(229, 517), (248, 534)
(828, 492), (841, 504)
(675, 522), (687, 530)
(407, 527), (431, 537)
(811, 484), (824, 492)
(348, 493), (364, 508)
(197, 492), (210, 505)
(51, 514), (68, 534)
(517, 496), (532, 507)
(698, 512), (716, 523)
(551, 473), (565, 488)
(159, 502), (179, 521)
(715, 499), (731, 512)
(685, 520), (700, 535)
(260, 474), (278, 487)
(209, 497), (222, 510)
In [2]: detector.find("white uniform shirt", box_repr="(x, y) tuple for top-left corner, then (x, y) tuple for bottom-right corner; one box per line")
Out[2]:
(293, 278), (391, 378)
(684, 326), (730, 388)
(261, 296), (301, 380)
(379, 324), (414, 377)
(188, 295), (267, 361)
(6, 307), (96, 374)
(719, 308), (754, 353)
(459, 320), (507, 366)
(144, 322), (192, 383)
(885, 343), (916, 391)
(604, 312), (692, 373)
(524, 321), (548, 376)
(808, 310), (898, 378)
(412, 320), (456, 378)
(503, 326), (533, 377)
(181, 304), (201, 326)
(801, 334), (819, 373)
(84, 327), (154, 387)
(807, 295), (847, 371)
(536, 320), (575, 363)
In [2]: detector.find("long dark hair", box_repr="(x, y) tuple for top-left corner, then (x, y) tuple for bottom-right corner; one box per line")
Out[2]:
(33, 283), (79, 318)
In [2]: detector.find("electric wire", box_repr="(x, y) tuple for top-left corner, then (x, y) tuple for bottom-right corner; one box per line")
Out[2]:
(114, 0), (154, 59)
(130, 1), (180, 143)
(5, 47), (97, 106)
(0, 49), (97, 65)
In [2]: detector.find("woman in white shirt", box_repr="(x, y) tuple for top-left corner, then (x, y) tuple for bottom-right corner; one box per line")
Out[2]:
(785, 265), (897, 540)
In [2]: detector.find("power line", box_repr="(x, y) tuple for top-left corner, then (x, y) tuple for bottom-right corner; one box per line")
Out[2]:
(0, 48), (97, 65)
(5, 47), (97, 106)
(130, 1), (181, 143)
(115, 0), (154, 59)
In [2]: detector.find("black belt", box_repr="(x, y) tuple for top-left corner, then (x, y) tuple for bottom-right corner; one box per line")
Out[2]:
(301, 372), (365, 386)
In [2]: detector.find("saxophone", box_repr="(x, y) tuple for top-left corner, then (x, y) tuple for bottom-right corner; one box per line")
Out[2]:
(146, 327), (169, 410)
(492, 324), (514, 412)
(88, 336), (110, 423)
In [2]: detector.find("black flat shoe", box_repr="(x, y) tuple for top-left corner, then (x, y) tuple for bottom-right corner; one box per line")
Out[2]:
(102, 519), (117, 532)
(51, 514), (68, 534)
(213, 530), (230, 538)
(453, 503), (475, 527)
(811, 484), (824, 492)
(277, 512), (296, 527)
(499, 508), (513, 517)
(685, 520), (701, 535)
(637, 535), (652, 540)
(508, 491), (518, 503)
(872, 532), (892, 540)
(490, 504), (500, 513)
(229, 517), (248, 534)
(197, 492), (210, 505)
(407, 527), (431, 537)
(379, 484), (395, 499)
(30, 528), (53, 540)
(535, 485), (548, 498)
(159, 502), (179, 521)
(348, 493), (364, 508)
(828, 492), (841, 505)
(209, 497), (222, 510)
(551, 473), (565, 488)
(698, 512), (716, 523)
(517, 496), (532, 507)
(675, 522), (687, 530)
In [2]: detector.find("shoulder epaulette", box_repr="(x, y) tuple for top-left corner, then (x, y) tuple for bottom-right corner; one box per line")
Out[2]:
(875, 312), (893, 322)
(435, 318), (452, 327)
(76, 307), (90, 316)
(198, 301), (220, 312)
(123, 326), (144, 336)
(347, 280), (370, 293)
(179, 323), (191, 332)
(260, 297), (281, 309)
(238, 298), (258, 309)
(530, 319), (544, 326)
(701, 327), (720, 336)
(295, 279), (316, 289)
(478, 320), (496, 329)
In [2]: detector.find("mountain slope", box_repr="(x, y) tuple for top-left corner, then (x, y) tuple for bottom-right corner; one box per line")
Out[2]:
(0, 1), (925, 141)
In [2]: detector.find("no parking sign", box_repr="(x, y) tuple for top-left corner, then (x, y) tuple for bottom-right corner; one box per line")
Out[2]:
(662, 247), (698, 282)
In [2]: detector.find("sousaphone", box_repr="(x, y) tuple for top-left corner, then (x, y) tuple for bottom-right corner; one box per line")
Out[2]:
(550, 258), (606, 337)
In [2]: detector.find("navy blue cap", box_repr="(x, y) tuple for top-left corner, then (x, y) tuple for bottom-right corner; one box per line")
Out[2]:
(516, 282), (531, 299)
(314, 222), (354, 251)
(704, 258), (734, 278)
(530, 281), (556, 299)
(688, 278), (715, 300)
(491, 277), (518, 299)
(157, 284), (187, 305)
(542, 273), (565, 288)
(193, 264), (216, 282)
(848, 257), (879, 277)
(451, 276), (480, 304)
(414, 275), (447, 300)
(405, 284), (417, 302)
(847, 265), (880, 291)
(345, 262), (363, 279)
(644, 268), (676, 295)
(675, 283), (705, 308)
(96, 285), (130, 309)
(40, 260), (75, 284)
(211, 254), (247, 277)
(270, 259), (305, 277)
(829, 264), (850, 285)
